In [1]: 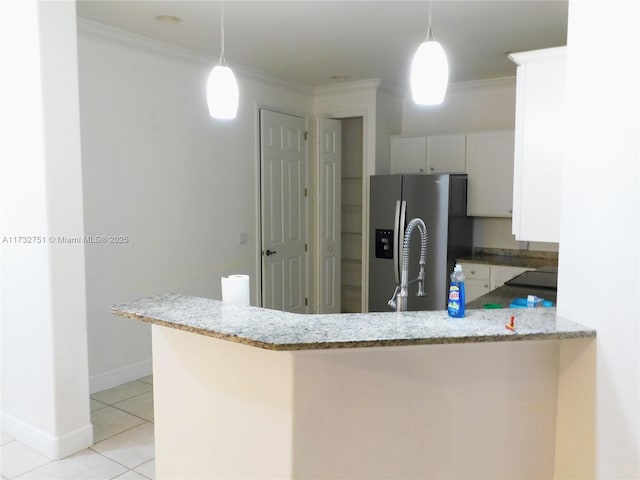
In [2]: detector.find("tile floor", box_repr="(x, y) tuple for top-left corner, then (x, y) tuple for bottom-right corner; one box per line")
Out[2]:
(1, 376), (155, 480)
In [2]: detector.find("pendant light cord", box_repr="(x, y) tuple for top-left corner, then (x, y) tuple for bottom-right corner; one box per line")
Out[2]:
(219, 3), (227, 66)
(427, 1), (434, 42)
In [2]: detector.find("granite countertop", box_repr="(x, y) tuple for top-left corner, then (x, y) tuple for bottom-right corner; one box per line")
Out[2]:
(466, 285), (557, 310)
(112, 294), (594, 351)
(457, 248), (558, 269)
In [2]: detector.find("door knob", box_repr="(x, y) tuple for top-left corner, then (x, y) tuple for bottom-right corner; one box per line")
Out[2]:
(265, 249), (277, 256)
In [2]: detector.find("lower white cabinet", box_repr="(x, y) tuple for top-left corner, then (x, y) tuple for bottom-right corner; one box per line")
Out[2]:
(491, 265), (532, 290)
(458, 262), (533, 304)
(459, 263), (491, 303)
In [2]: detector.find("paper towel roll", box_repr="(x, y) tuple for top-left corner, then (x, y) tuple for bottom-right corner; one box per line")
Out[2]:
(221, 274), (250, 305)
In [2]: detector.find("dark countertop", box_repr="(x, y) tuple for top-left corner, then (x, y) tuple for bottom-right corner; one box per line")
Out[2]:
(467, 285), (557, 310)
(457, 248), (558, 269)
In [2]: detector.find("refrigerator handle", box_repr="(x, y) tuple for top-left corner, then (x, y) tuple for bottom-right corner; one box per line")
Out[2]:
(393, 200), (407, 284)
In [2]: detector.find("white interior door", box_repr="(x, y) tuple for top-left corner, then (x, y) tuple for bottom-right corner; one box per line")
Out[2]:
(260, 109), (307, 312)
(318, 118), (341, 313)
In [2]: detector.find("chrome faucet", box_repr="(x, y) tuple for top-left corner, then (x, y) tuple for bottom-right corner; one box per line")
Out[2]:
(388, 218), (428, 312)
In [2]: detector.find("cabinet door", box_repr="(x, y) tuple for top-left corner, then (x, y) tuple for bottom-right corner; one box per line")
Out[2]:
(466, 131), (515, 217)
(510, 47), (566, 242)
(490, 266), (533, 290)
(390, 136), (427, 174)
(458, 262), (491, 304)
(465, 279), (492, 303)
(426, 134), (466, 173)
(459, 262), (490, 281)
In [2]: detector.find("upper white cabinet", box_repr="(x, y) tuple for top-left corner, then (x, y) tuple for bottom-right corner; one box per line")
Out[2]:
(466, 130), (515, 217)
(390, 136), (427, 174)
(426, 134), (466, 174)
(509, 46), (566, 243)
(390, 134), (466, 174)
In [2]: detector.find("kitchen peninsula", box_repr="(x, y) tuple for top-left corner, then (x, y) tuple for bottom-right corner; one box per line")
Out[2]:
(113, 294), (594, 479)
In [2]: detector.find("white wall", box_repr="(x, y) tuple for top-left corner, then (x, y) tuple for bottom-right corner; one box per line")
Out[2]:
(375, 84), (403, 175)
(77, 21), (313, 391)
(402, 77), (517, 135)
(555, 1), (639, 477)
(401, 77), (558, 253)
(0, 1), (92, 458)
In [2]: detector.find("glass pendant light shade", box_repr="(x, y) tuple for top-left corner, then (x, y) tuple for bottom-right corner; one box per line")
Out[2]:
(410, 39), (449, 106)
(207, 4), (238, 120)
(207, 64), (239, 119)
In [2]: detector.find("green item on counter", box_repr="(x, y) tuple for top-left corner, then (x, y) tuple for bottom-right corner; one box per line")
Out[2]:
(483, 303), (503, 309)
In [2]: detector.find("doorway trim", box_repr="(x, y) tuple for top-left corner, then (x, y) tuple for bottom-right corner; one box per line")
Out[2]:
(313, 108), (371, 313)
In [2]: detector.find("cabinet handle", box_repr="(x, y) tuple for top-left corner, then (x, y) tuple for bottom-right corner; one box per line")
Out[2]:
(419, 168), (424, 172)
(430, 167), (435, 171)
(509, 208), (513, 214)
(470, 269), (476, 274)
(484, 283), (489, 288)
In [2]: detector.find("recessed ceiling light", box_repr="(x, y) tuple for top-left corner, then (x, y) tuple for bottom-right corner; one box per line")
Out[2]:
(155, 15), (182, 24)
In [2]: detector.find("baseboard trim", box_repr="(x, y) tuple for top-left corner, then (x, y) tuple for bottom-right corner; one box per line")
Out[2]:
(1, 411), (93, 459)
(89, 359), (152, 394)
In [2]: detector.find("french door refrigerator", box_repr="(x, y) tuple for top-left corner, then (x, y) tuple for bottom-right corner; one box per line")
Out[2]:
(368, 174), (473, 312)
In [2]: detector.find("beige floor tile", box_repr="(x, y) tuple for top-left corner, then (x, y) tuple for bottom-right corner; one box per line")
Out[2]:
(91, 406), (145, 443)
(91, 381), (152, 405)
(134, 459), (155, 480)
(90, 398), (108, 412)
(15, 448), (127, 480)
(91, 422), (154, 469)
(113, 470), (148, 479)
(137, 375), (153, 385)
(1, 432), (14, 446)
(0, 441), (51, 479)
(114, 392), (154, 422)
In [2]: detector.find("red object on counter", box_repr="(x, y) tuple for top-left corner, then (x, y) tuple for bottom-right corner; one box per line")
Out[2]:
(506, 315), (516, 331)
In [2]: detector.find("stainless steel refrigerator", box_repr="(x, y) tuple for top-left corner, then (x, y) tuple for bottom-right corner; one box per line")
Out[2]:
(368, 174), (473, 312)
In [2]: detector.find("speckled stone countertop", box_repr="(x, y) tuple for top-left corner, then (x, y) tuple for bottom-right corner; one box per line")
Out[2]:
(112, 294), (594, 351)
(466, 285), (557, 310)
(457, 248), (558, 268)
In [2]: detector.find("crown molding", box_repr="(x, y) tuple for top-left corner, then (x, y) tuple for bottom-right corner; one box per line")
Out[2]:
(313, 79), (381, 97)
(76, 18), (312, 96)
(76, 19), (515, 101)
(508, 46), (567, 65)
(448, 76), (516, 92)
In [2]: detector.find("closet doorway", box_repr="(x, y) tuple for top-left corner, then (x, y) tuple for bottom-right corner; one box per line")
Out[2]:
(339, 117), (364, 313)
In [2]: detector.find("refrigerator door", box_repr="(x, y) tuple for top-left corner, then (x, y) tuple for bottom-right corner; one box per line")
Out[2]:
(368, 176), (402, 312)
(401, 175), (451, 310)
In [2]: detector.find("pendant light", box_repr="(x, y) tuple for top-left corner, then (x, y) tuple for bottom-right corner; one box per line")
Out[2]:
(206, 4), (239, 119)
(410, 2), (449, 106)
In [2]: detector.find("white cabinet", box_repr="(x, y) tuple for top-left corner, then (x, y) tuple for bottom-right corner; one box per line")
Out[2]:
(458, 262), (491, 303)
(426, 134), (466, 173)
(509, 47), (566, 243)
(490, 265), (533, 290)
(458, 262), (534, 304)
(390, 134), (466, 174)
(466, 131), (515, 217)
(390, 136), (427, 174)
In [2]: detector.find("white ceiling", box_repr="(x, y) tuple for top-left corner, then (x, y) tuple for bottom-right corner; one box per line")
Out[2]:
(76, 0), (568, 89)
